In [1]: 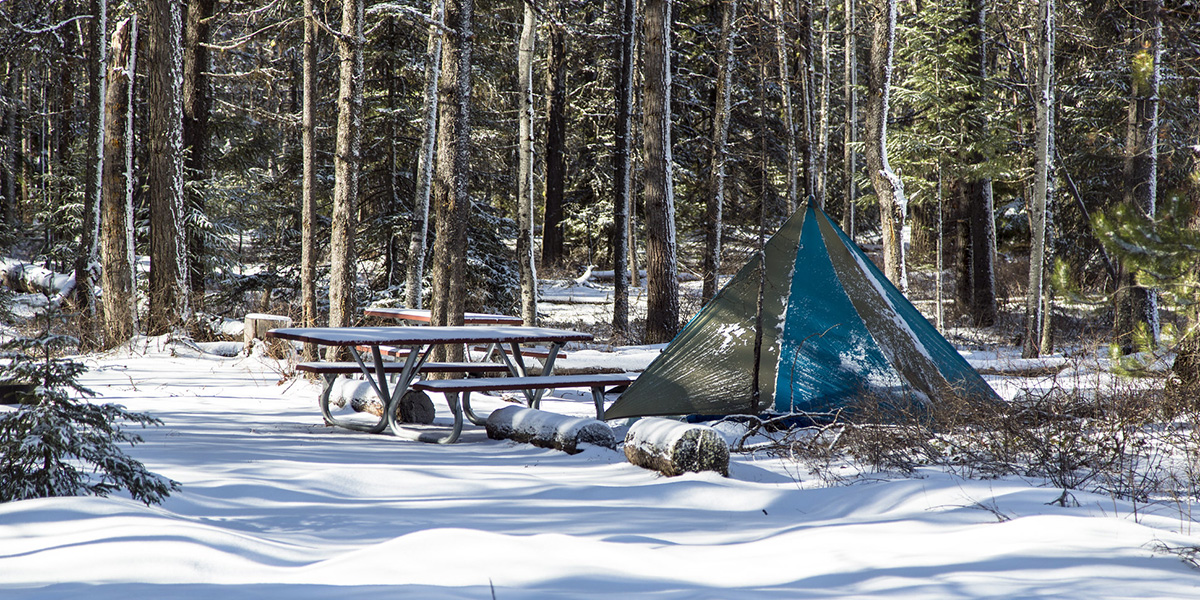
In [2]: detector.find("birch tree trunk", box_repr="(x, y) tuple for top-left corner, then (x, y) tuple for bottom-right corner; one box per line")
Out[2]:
(406, 0), (443, 310)
(74, 0), (106, 351)
(774, 0), (798, 214)
(1115, 0), (1162, 353)
(146, 0), (191, 335)
(182, 0), (214, 307)
(611, 0), (635, 335)
(517, 1), (538, 326)
(702, 0), (737, 304)
(325, 0), (364, 360)
(542, 10), (567, 268)
(430, 0), (473, 347)
(863, 0), (906, 290)
(842, 0), (857, 237)
(642, 0), (680, 344)
(100, 16), (138, 348)
(1023, 0), (1054, 359)
(300, 0), (318, 360)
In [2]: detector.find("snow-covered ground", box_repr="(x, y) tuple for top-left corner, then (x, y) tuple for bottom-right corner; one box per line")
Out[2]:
(3, 336), (1200, 598)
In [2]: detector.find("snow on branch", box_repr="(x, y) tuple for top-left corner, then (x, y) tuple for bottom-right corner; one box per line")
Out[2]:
(366, 3), (450, 34)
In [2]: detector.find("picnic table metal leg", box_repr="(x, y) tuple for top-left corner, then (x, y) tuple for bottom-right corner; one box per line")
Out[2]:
(461, 390), (489, 426)
(589, 386), (606, 420)
(390, 390), (463, 444)
(524, 341), (566, 409)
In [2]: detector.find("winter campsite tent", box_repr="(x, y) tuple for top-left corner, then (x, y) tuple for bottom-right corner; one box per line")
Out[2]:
(603, 200), (1000, 420)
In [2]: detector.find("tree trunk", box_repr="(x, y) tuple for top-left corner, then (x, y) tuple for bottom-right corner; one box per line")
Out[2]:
(965, 0), (997, 327)
(642, 0), (679, 344)
(842, 0), (857, 237)
(542, 13), (567, 269)
(774, 0), (798, 214)
(1114, 0), (1162, 353)
(816, 0), (831, 208)
(326, 0), (365, 362)
(701, 0), (737, 304)
(182, 0), (214, 308)
(611, 0), (634, 336)
(300, 0), (319, 360)
(1023, 0), (1053, 359)
(406, 0), (443, 310)
(100, 16), (139, 348)
(864, 0), (906, 290)
(2, 65), (16, 228)
(146, 0), (191, 335)
(74, 0), (106, 351)
(430, 0), (474, 349)
(517, 2), (538, 326)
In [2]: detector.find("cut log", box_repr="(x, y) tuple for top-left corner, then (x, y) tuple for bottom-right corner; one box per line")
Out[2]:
(351, 389), (436, 424)
(485, 405), (616, 454)
(244, 313), (292, 356)
(624, 418), (729, 477)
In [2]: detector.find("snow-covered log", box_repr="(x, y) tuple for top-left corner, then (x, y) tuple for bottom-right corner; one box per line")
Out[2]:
(485, 405), (616, 454)
(624, 418), (729, 477)
(0, 259), (76, 305)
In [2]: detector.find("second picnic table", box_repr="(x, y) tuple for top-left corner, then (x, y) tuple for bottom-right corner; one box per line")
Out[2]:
(268, 325), (592, 443)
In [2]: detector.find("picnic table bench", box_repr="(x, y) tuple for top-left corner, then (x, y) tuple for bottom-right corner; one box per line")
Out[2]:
(410, 373), (638, 425)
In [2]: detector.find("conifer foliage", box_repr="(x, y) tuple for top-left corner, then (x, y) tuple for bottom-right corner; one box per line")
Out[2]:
(0, 305), (178, 506)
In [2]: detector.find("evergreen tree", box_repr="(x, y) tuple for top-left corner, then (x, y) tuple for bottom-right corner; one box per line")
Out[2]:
(0, 304), (178, 506)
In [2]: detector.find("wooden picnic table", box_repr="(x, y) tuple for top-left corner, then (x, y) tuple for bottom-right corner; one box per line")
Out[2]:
(268, 325), (591, 443)
(363, 307), (524, 325)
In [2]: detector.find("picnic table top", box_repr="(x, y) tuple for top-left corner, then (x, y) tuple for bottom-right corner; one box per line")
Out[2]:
(364, 307), (524, 325)
(266, 325), (591, 347)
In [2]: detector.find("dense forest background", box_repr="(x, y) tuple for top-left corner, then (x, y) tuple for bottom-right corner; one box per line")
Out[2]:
(1, 0), (1198, 389)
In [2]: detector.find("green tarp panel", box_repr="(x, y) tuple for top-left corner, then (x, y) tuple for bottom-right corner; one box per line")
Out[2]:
(603, 200), (999, 420)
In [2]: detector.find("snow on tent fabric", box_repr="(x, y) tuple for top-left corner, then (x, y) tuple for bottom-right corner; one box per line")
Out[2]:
(603, 200), (1000, 420)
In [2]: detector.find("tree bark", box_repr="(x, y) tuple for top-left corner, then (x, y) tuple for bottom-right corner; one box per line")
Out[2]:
(300, 0), (319, 360)
(1114, 0), (1162, 353)
(774, 0), (798, 214)
(406, 0), (444, 310)
(146, 0), (191, 335)
(816, 0), (831, 208)
(2, 65), (15, 228)
(642, 0), (679, 344)
(74, 0), (106, 351)
(517, 1), (538, 326)
(100, 16), (139, 348)
(430, 0), (474, 349)
(1023, 0), (1054, 359)
(842, 0), (857, 237)
(326, 0), (365, 362)
(863, 0), (906, 290)
(964, 0), (997, 327)
(611, 0), (635, 336)
(702, 0), (737, 304)
(182, 0), (214, 307)
(542, 11), (567, 268)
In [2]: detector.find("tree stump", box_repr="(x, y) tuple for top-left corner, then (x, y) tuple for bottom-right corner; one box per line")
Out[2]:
(244, 313), (292, 357)
(624, 418), (729, 477)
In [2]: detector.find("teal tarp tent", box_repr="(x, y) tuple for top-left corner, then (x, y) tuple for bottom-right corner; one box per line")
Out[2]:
(604, 200), (999, 420)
